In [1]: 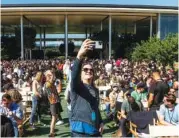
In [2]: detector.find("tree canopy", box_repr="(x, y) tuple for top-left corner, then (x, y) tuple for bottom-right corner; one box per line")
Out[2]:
(59, 41), (75, 55)
(131, 33), (178, 66)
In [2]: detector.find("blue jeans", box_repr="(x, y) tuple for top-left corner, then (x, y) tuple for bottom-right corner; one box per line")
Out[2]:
(14, 126), (18, 137)
(29, 96), (41, 124)
(71, 131), (101, 137)
(68, 109), (71, 126)
(105, 103), (110, 114)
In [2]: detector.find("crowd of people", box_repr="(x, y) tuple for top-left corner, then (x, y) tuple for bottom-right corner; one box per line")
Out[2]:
(0, 39), (179, 137)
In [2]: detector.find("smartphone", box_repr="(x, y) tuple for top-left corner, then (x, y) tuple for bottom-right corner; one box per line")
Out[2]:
(92, 41), (103, 49)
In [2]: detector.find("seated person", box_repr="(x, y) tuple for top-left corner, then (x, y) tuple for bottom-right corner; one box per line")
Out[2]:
(109, 84), (119, 113)
(95, 73), (109, 99)
(104, 89), (112, 116)
(95, 74), (108, 87)
(159, 94), (179, 126)
(131, 82), (148, 109)
(107, 84), (123, 122)
(115, 87), (124, 112)
(123, 83), (133, 100)
(7, 89), (23, 111)
(119, 95), (142, 137)
(129, 77), (138, 91)
(0, 94), (23, 137)
(110, 75), (119, 85)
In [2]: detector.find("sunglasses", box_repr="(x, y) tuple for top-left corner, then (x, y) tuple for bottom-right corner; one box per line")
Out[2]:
(82, 68), (93, 73)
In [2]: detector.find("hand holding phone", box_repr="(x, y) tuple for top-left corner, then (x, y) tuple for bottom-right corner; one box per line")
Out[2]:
(77, 39), (95, 59)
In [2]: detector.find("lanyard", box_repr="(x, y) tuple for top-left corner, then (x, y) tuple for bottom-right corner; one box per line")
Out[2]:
(167, 107), (175, 123)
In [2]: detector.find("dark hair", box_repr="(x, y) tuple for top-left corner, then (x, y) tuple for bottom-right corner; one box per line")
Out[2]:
(166, 94), (176, 104)
(3, 83), (14, 91)
(131, 102), (140, 112)
(82, 61), (93, 70)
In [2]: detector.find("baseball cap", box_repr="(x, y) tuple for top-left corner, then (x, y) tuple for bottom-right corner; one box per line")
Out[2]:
(137, 82), (146, 89)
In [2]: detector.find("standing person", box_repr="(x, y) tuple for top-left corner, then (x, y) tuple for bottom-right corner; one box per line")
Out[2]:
(44, 70), (59, 137)
(70, 39), (103, 137)
(29, 72), (43, 129)
(148, 71), (169, 111)
(54, 71), (64, 126)
(63, 59), (71, 82)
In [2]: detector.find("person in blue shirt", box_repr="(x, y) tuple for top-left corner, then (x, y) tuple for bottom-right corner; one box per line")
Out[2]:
(70, 39), (103, 137)
(0, 94), (23, 137)
(159, 94), (179, 126)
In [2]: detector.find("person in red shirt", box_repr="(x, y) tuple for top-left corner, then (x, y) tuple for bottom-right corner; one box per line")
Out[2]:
(116, 58), (122, 67)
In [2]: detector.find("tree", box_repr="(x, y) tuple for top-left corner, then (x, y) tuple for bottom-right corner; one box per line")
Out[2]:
(68, 41), (75, 54)
(131, 33), (178, 66)
(91, 30), (137, 59)
(59, 43), (65, 55)
(1, 36), (21, 59)
(157, 34), (178, 66)
(58, 42), (75, 55)
(15, 27), (36, 50)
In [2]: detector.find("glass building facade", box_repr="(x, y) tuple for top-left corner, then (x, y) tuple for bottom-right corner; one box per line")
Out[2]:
(1, 0), (178, 59)
(160, 14), (178, 39)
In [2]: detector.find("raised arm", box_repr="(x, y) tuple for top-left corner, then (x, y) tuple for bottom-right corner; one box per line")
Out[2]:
(71, 39), (94, 92)
(70, 58), (82, 91)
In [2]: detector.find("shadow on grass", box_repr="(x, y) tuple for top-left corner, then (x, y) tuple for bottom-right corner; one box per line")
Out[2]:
(25, 127), (50, 137)
(57, 132), (71, 137)
(103, 126), (118, 136)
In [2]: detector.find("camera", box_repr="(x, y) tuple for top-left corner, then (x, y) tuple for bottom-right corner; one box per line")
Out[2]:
(92, 41), (103, 49)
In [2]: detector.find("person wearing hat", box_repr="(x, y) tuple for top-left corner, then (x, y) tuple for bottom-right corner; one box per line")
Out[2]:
(159, 94), (179, 126)
(131, 82), (148, 103)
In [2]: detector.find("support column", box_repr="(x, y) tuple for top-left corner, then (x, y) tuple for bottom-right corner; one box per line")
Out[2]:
(89, 27), (92, 37)
(100, 21), (103, 59)
(65, 15), (68, 59)
(157, 13), (161, 39)
(2, 27), (5, 36)
(100, 21), (103, 31)
(150, 16), (153, 37)
(30, 49), (32, 60)
(43, 28), (46, 47)
(109, 15), (112, 60)
(43, 28), (46, 59)
(40, 27), (42, 50)
(20, 16), (24, 60)
(134, 23), (137, 34)
(85, 27), (88, 38)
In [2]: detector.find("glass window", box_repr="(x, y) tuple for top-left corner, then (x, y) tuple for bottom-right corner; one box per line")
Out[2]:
(160, 14), (178, 39)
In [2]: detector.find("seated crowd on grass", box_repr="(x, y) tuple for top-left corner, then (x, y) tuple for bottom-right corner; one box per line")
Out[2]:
(0, 56), (178, 137)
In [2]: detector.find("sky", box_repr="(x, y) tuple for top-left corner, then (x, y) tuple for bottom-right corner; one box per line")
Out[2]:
(1, 0), (178, 7)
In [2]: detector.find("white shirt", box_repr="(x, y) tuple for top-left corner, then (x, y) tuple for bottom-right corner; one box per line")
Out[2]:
(105, 63), (112, 73)
(116, 91), (124, 102)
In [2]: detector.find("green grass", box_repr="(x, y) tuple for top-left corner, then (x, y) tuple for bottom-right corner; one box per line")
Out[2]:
(24, 82), (118, 137)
